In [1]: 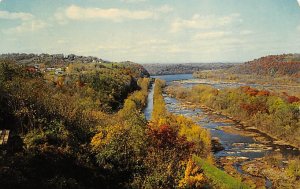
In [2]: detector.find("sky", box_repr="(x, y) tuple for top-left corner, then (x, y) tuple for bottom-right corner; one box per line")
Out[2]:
(0, 0), (300, 63)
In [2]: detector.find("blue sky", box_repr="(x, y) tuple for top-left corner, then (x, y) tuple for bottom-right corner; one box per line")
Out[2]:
(0, 0), (299, 63)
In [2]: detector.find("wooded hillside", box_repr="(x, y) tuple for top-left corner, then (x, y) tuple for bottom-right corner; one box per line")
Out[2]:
(0, 53), (150, 78)
(0, 55), (151, 188)
(143, 63), (236, 75)
(230, 54), (300, 77)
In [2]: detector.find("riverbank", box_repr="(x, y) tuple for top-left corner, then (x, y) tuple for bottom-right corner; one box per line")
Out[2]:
(173, 97), (300, 151)
(164, 95), (272, 188)
(193, 71), (300, 97)
(218, 156), (266, 188)
(165, 97), (300, 188)
(241, 155), (300, 188)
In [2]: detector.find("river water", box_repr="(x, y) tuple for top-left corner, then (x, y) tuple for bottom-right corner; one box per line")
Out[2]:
(144, 83), (155, 120)
(145, 74), (299, 187)
(164, 96), (299, 156)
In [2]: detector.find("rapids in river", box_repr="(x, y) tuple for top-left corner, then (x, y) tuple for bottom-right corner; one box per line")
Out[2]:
(144, 74), (299, 188)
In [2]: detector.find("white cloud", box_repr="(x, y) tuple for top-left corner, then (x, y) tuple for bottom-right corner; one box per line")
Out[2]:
(137, 39), (169, 45)
(95, 38), (169, 52)
(166, 45), (188, 53)
(171, 13), (241, 32)
(298, 0), (300, 7)
(240, 30), (253, 35)
(121, 0), (147, 3)
(54, 10), (69, 25)
(0, 10), (34, 20)
(0, 10), (48, 33)
(65, 5), (155, 21)
(56, 4), (172, 23)
(192, 29), (253, 44)
(157, 5), (173, 13)
(194, 31), (229, 40)
(4, 20), (48, 33)
(57, 39), (66, 44)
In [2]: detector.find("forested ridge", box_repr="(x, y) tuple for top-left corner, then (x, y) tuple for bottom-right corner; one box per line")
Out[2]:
(0, 56), (153, 188)
(1, 53), (299, 188)
(193, 54), (300, 97)
(230, 54), (300, 77)
(143, 63), (236, 76)
(0, 55), (251, 188)
(0, 53), (150, 78)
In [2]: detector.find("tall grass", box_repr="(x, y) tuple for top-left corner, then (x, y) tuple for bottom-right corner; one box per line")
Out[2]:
(193, 156), (251, 189)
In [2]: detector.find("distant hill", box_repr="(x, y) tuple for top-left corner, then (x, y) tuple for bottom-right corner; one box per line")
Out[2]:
(230, 54), (300, 77)
(142, 63), (237, 76)
(0, 53), (150, 78)
(0, 53), (105, 65)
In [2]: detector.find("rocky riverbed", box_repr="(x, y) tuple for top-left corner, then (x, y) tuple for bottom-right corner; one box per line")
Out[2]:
(164, 94), (299, 188)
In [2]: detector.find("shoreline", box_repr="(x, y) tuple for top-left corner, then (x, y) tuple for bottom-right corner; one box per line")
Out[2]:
(174, 98), (300, 188)
(179, 100), (299, 151)
(165, 92), (300, 188)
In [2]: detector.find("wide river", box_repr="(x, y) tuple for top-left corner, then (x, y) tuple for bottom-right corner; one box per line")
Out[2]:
(144, 74), (299, 187)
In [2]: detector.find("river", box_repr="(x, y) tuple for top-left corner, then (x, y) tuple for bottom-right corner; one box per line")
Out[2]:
(145, 74), (299, 187)
(144, 83), (155, 120)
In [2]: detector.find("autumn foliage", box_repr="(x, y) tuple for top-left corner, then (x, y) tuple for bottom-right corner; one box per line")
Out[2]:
(0, 59), (152, 189)
(147, 124), (194, 152)
(232, 54), (300, 77)
(167, 84), (300, 148)
(280, 92), (300, 104)
(241, 86), (271, 97)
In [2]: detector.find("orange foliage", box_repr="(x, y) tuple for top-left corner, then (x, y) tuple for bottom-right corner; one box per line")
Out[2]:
(257, 90), (270, 96)
(287, 96), (300, 104)
(241, 86), (270, 97)
(241, 86), (259, 96)
(147, 124), (194, 151)
(240, 102), (268, 115)
(179, 158), (205, 188)
(234, 54), (300, 76)
(282, 92), (300, 103)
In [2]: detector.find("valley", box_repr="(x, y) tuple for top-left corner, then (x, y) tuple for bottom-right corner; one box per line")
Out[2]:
(145, 73), (300, 188)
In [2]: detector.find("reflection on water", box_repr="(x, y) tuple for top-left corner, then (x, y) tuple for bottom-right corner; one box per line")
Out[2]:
(144, 74), (193, 120)
(153, 74), (193, 83)
(144, 83), (155, 120)
(177, 79), (269, 90)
